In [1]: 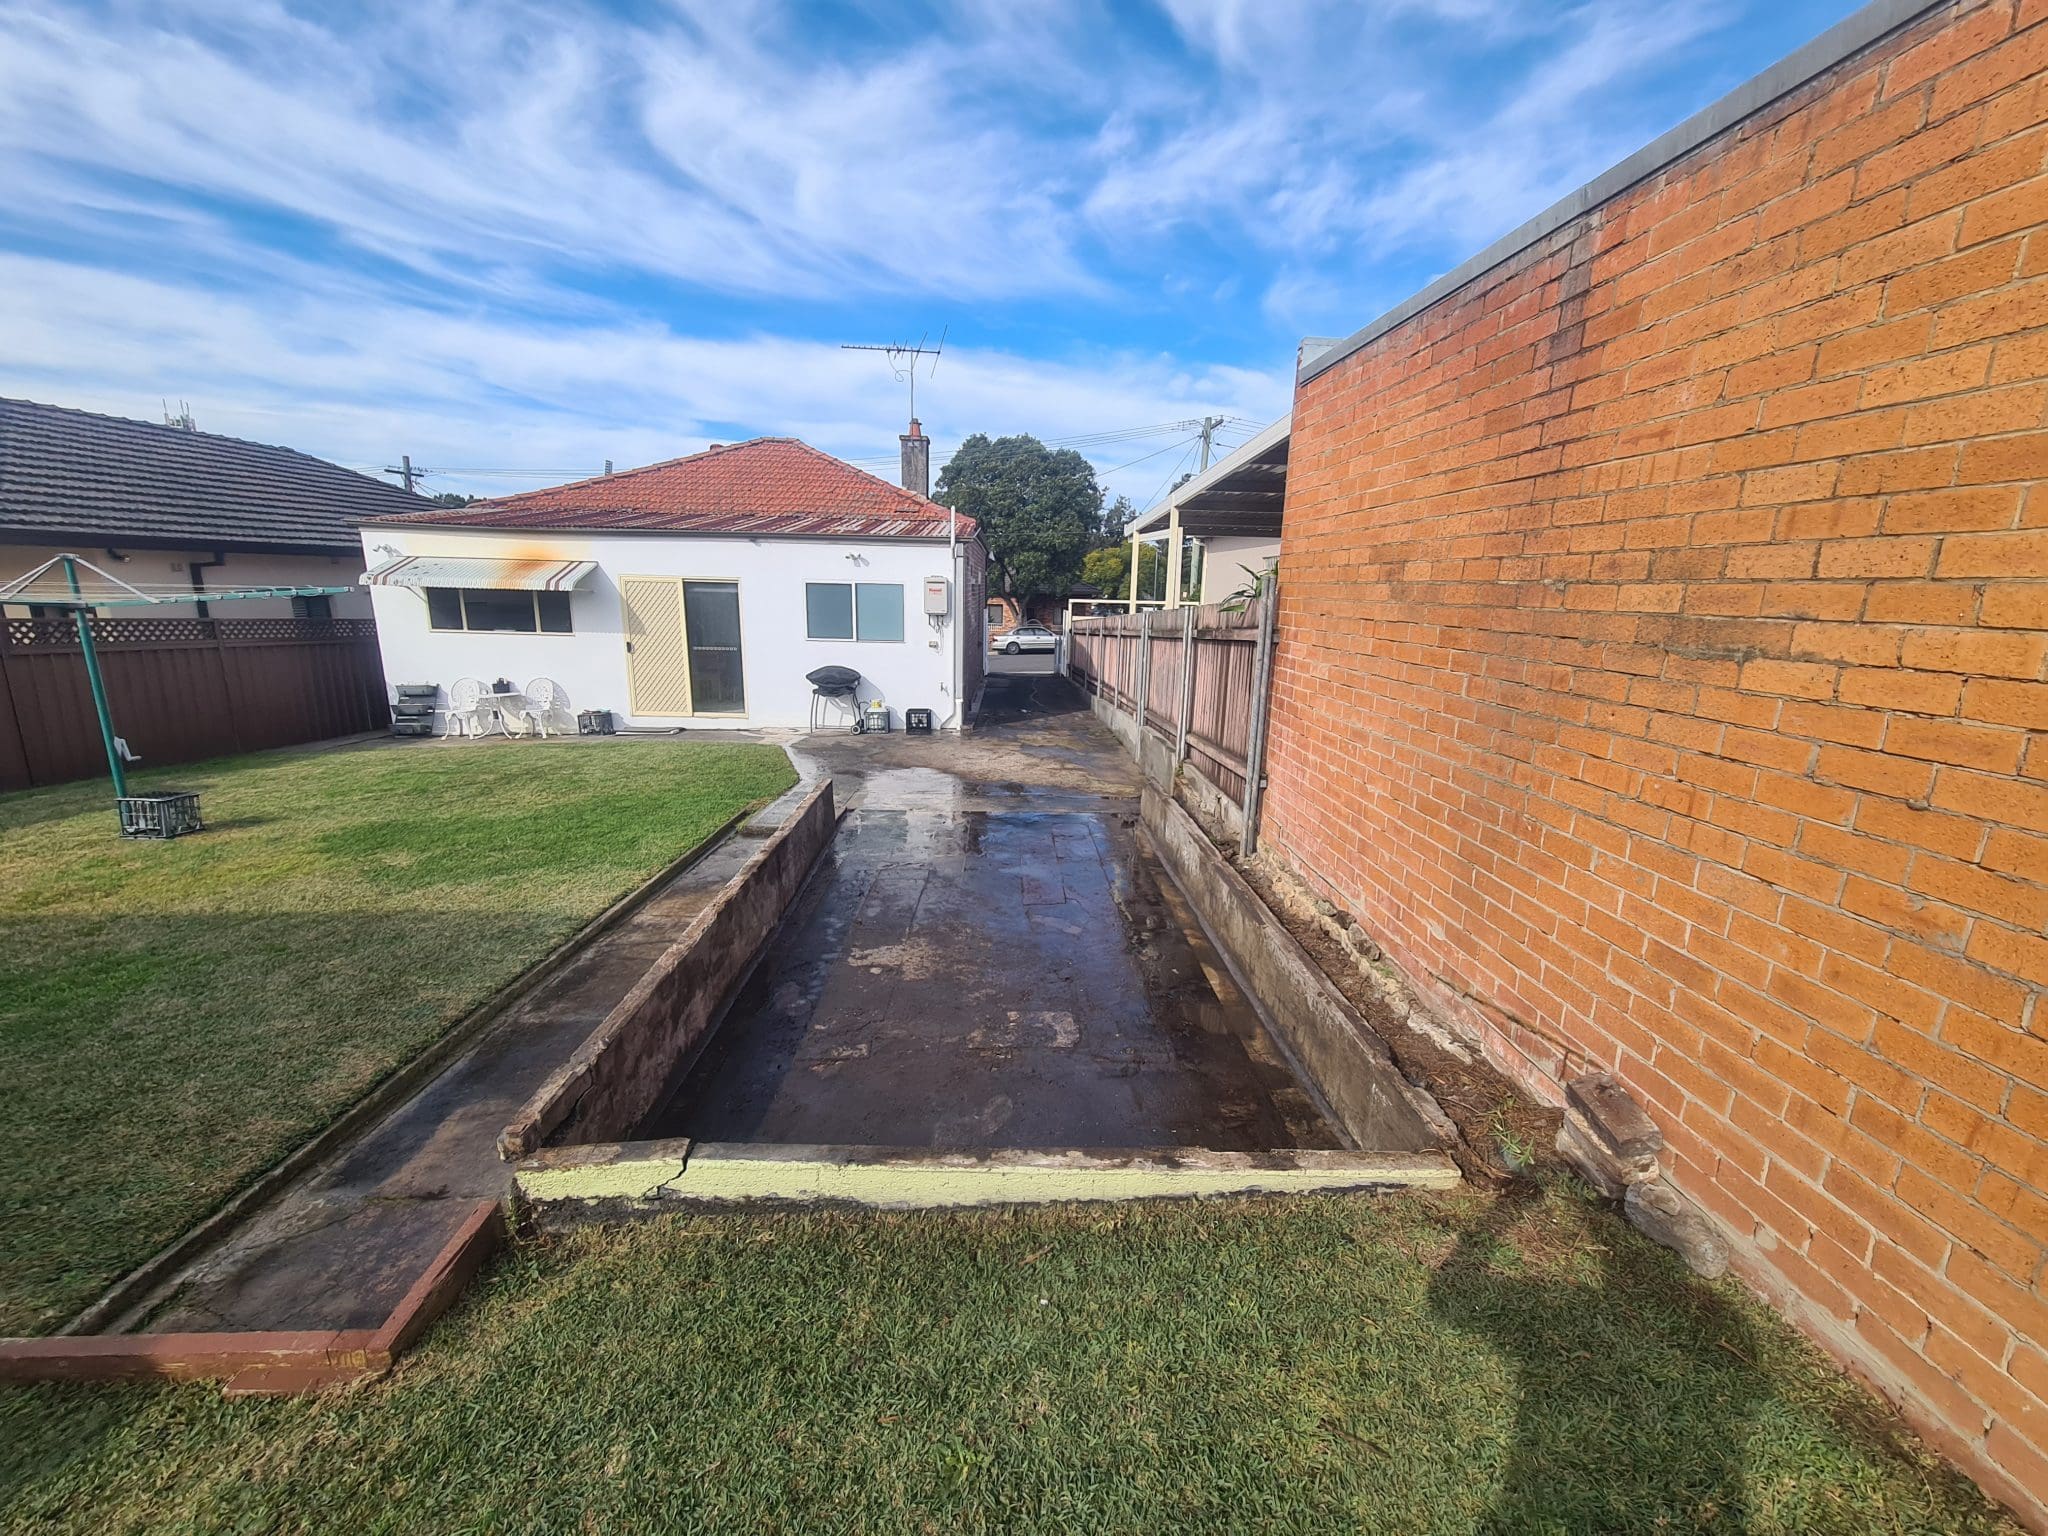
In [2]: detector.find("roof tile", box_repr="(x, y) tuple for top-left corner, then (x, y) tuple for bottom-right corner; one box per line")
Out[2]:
(0, 397), (424, 551)
(369, 437), (973, 539)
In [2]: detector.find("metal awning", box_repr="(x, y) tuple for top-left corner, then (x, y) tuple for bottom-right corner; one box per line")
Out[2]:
(361, 556), (596, 591)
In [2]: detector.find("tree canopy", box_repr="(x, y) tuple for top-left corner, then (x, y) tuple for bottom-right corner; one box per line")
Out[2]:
(935, 434), (1102, 601)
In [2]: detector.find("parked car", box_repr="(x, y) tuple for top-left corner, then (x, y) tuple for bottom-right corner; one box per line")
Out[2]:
(995, 623), (1059, 655)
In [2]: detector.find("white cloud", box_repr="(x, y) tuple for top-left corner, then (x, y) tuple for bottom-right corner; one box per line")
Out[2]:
(0, 0), (1814, 516)
(0, 251), (1286, 504)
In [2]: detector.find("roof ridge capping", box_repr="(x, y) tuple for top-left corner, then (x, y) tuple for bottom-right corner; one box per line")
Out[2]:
(781, 435), (955, 514)
(475, 436), (798, 504)
(1298, 0), (1949, 385)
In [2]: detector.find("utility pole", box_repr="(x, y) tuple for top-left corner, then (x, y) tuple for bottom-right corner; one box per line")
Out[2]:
(1196, 415), (1226, 473)
(400, 455), (416, 494)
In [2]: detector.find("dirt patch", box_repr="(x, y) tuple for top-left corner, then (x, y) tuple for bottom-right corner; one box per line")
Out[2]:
(1229, 842), (1561, 1189)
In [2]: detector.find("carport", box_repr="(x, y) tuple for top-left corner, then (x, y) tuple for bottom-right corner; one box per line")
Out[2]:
(1123, 414), (1288, 610)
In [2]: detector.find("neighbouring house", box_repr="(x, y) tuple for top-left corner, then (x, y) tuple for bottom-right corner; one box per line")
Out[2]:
(1122, 413), (1289, 608)
(986, 587), (1098, 644)
(360, 426), (986, 733)
(1250, 0), (2047, 1523)
(0, 397), (412, 617)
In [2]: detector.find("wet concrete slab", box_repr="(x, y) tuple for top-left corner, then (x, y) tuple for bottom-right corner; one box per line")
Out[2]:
(647, 676), (1340, 1152)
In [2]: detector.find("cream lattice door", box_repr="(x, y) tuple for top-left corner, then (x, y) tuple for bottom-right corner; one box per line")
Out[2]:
(620, 576), (693, 716)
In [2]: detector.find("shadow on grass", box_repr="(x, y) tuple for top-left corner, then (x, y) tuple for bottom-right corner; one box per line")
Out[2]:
(1428, 1187), (1763, 1534)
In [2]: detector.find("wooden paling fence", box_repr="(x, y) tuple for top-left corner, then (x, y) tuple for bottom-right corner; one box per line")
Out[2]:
(0, 616), (391, 793)
(1065, 591), (1279, 852)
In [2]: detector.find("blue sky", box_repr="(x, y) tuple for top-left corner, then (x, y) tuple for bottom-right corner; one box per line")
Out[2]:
(0, 0), (1867, 504)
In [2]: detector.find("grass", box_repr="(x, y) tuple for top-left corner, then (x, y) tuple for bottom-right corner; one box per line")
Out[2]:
(0, 1186), (2017, 1535)
(0, 738), (795, 1335)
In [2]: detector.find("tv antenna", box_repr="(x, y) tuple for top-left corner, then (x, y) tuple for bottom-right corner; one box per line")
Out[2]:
(841, 326), (946, 420)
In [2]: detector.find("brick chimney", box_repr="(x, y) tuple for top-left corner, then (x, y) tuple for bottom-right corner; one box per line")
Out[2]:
(899, 417), (930, 499)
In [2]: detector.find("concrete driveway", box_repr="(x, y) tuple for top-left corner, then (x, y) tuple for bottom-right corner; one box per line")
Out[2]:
(647, 671), (1339, 1151)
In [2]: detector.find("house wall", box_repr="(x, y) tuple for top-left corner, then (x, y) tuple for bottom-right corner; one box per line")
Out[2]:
(1199, 536), (1282, 604)
(361, 525), (969, 730)
(1265, 0), (2048, 1521)
(0, 543), (369, 618)
(986, 593), (1072, 639)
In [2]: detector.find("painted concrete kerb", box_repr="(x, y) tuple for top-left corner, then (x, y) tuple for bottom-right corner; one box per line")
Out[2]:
(516, 1140), (1460, 1215)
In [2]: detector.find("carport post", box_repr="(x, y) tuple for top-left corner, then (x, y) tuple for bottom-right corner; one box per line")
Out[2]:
(1134, 609), (1151, 732)
(1165, 501), (1183, 612)
(1175, 604), (1196, 764)
(1240, 581), (1278, 857)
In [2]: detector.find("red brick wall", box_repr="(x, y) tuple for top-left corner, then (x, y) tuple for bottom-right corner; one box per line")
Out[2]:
(1266, 1), (2048, 1519)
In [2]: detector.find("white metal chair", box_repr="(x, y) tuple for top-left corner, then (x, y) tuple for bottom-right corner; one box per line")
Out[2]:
(444, 678), (493, 738)
(513, 677), (564, 738)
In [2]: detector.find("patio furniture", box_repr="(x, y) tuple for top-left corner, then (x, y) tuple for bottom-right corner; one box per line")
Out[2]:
(444, 678), (492, 738)
(512, 677), (564, 738)
(806, 665), (861, 731)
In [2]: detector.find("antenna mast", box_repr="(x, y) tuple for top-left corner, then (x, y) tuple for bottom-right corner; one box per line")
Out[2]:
(840, 328), (946, 421)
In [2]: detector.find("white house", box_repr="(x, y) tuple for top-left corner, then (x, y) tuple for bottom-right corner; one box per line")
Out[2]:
(359, 429), (988, 732)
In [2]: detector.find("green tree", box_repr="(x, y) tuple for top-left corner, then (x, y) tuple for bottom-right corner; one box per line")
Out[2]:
(935, 434), (1101, 601)
(1080, 539), (1162, 598)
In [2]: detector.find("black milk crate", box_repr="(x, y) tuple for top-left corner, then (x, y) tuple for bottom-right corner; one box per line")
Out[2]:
(905, 708), (934, 733)
(578, 709), (617, 735)
(117, 791), (204, 840)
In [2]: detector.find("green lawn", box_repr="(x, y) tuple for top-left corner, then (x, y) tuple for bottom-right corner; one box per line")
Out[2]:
(0, 1187), (2015, 1534)
(0, 739), (795, 1335)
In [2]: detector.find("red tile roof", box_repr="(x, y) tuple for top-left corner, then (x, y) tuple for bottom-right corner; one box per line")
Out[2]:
(367, 437), (973, 539)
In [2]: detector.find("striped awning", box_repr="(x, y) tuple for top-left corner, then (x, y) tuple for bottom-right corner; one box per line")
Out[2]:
(361, 556), (596, 591)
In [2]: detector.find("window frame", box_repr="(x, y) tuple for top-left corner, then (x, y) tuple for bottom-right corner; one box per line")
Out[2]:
(804, 580), (905, 644)
(423, 587), (574, 635)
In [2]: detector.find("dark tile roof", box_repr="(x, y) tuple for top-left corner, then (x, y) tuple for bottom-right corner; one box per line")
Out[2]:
(0, 397), (424, 553)
(370, 437), (974, 540)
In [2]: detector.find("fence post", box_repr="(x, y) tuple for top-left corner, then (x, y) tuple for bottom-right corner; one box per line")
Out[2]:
(1134, 610), (1151, 730)
(205, 619), (250, 756)
(0, 622), (33, 792)
(1239, 584), (1279, 856)
(1175, 604), (1196, 764)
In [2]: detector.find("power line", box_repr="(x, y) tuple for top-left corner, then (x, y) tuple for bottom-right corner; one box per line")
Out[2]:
(1143, 440), (1200, 513)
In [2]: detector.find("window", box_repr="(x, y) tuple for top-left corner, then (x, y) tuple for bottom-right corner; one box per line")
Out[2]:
(855, 582), (903, 642)
(805, 582), (854, 640)
(291, 594), (332, 620)
(985, 601), (1003, 629)
(805, 581), (903, 643)
(425, 587), (573, 634)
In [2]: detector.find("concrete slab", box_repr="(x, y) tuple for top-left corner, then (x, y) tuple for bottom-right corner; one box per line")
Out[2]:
(646, 673), (1343, 1153)
(126, 824), (769, 1335)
